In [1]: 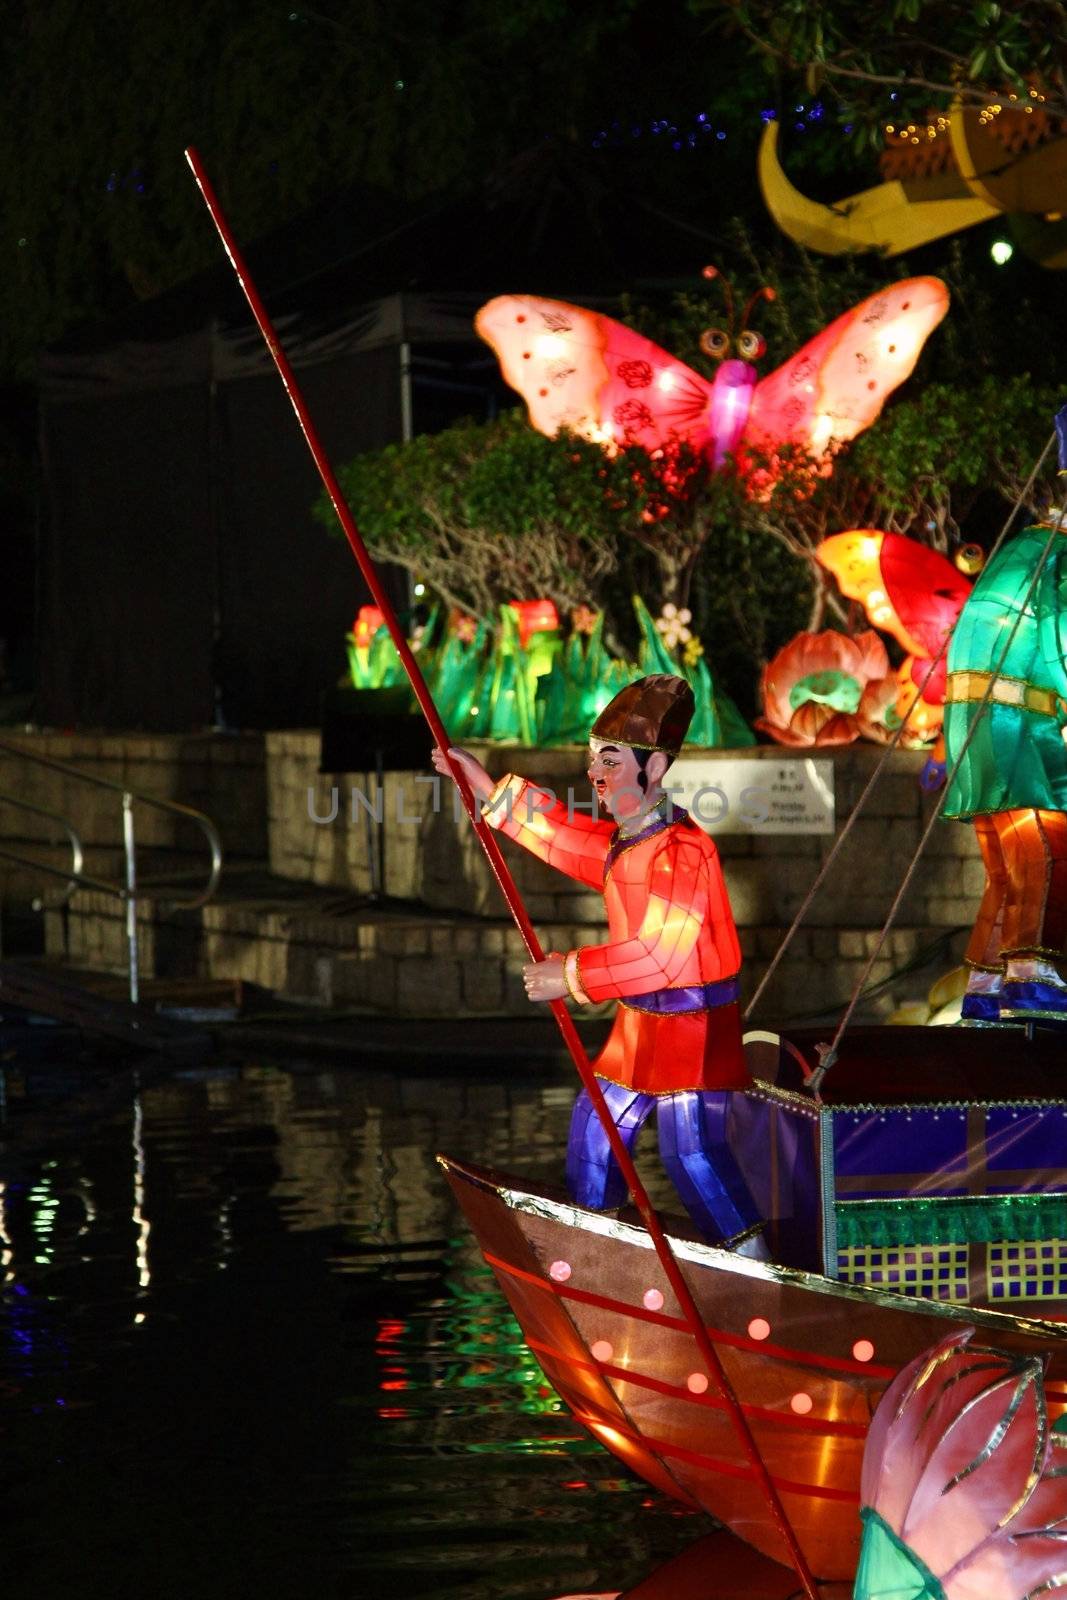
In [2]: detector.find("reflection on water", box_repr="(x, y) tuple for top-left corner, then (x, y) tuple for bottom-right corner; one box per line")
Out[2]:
(0, 1056), (700, 1598)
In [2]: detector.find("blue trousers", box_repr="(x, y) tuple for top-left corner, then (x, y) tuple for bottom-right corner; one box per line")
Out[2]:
(565, 1077), (760, 1245)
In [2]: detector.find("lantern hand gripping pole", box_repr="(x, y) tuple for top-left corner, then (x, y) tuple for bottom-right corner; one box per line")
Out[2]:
(184, 146), (819, 1598)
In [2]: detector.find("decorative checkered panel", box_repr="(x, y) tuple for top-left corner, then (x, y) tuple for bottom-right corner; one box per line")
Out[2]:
(837, 1243), (971, 1302)
(986, 1239), (1067, 1302)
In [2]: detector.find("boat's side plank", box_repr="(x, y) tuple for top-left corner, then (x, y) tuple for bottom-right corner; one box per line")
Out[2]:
(441, 1155), (1067, 1583)
(445, 1163), (704, 1511)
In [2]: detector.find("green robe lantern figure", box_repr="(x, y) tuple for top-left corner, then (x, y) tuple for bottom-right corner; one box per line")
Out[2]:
(944, 403), (1067, 1025)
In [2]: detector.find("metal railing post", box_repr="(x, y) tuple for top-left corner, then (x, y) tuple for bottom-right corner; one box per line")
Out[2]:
(122, 792), (139, 1005)
(0, 741), (223, 1005)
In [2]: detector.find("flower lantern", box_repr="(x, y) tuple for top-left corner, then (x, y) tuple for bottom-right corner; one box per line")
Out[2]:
(654, 603), (693, 650)
(571, 604), (599, 636)
(353, 605), (386, 651)
(507, 598), (560, 649)
(756, 629), (891, 747)
(856, 1327), (1067, 1600)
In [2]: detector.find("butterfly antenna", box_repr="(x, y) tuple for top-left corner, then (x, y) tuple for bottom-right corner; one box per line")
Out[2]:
(701, 264), (735, 332)
(740, 285), (777, 331)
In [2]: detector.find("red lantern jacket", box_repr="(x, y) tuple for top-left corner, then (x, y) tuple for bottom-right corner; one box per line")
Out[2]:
(485, 776), (749, 1094)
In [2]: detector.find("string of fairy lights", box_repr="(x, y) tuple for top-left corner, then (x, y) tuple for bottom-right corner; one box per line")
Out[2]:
(589, 100), (834, 152)
(588, 85), (1055, 156)
(884, 84), (1048, 147)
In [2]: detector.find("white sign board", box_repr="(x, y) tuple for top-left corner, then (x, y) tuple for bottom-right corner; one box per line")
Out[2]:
(663, 757), (835, 836)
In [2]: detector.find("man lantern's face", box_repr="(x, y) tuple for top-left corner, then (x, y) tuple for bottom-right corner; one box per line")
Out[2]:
(588, 738), (645, 822)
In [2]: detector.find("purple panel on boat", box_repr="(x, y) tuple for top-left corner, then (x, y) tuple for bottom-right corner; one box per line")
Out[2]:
(832, 1107), (970, 1199)
(727, 1091), (822, 1271)
(984, 1105), (1067, 1191)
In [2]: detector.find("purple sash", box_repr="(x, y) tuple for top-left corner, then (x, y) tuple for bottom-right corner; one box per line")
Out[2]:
(621, 975), (741, 1015)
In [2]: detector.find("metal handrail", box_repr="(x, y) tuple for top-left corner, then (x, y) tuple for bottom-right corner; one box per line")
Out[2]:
(0, 793), (86, 907)
(0, 737), (223, 1003)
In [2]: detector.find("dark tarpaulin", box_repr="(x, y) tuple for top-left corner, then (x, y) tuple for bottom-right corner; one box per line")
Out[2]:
(37, 293), (488, 732)
(38, 382), (215, 732)
(213, 347), (402, 730)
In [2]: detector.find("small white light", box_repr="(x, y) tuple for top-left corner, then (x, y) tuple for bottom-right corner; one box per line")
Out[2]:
(413, 583), (425, 596)
(991, 239), (1014, 266)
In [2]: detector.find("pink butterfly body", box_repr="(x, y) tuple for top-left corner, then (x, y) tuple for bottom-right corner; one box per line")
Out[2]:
(475, 277), (949, 486)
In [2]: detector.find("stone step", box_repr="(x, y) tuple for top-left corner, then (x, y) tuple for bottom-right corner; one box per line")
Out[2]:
(0, 727), (267, 910)
(43, 864), (968, 1021)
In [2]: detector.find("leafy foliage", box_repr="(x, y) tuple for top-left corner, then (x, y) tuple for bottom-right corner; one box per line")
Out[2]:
(694, 0), (1067, 149)
(320, 401), (813, 713)
(319, 411), (631, 618)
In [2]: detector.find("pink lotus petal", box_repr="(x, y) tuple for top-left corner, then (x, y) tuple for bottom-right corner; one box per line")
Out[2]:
(862, 1330), (976, 1525)
(752, 716), (826, 748)
(945, 1533), (1067, 1600)
(862, 1329), (1067, 1600)
(848, 628), (891, 683)
(789, 704), (861, 746)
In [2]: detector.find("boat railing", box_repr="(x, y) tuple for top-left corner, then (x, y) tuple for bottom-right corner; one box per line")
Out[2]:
(0, 737), (223, 1004)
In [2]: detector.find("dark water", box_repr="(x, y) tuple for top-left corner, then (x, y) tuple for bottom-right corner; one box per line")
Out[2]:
(0, 1048), (702, 1598)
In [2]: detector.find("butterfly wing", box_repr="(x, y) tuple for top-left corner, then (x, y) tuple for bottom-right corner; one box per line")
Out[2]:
(880, 532), (971, 665)
(742, 276), (949, 459)
(475, 294), (717, 453)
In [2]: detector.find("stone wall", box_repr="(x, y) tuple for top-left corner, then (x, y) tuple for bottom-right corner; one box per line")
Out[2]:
(266, 732), (978, 1019)
(0, 730), (267, 913)
(25, 727), (980, 1018)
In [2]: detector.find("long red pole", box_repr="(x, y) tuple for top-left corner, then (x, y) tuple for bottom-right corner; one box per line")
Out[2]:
(185, 147), (818, 1597)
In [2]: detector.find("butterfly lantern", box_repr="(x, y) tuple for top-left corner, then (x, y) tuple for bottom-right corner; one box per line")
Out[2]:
(474, 272), (949, 495)
(817, 531), (980, 741)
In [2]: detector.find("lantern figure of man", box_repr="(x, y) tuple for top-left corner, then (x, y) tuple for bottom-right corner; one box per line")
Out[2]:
(433, 674), (767, 1256)
(945, 406), (1067, 1026)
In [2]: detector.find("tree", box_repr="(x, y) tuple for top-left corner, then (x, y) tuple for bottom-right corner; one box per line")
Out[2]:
(695, 0), (1067, 151)
(0, 0), (745, 380)
(319, 407), (755, 617)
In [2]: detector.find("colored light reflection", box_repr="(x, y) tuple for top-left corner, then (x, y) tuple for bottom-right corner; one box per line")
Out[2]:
(132, 1094), (151, 1291)
(0, 1181), (13, 1283)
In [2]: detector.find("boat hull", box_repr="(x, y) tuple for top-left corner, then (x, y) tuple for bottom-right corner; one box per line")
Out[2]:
(440, 1153), (1067, 1581)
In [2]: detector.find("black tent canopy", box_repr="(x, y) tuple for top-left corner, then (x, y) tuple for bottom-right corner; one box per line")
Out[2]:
(39, 289), (499, 732)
